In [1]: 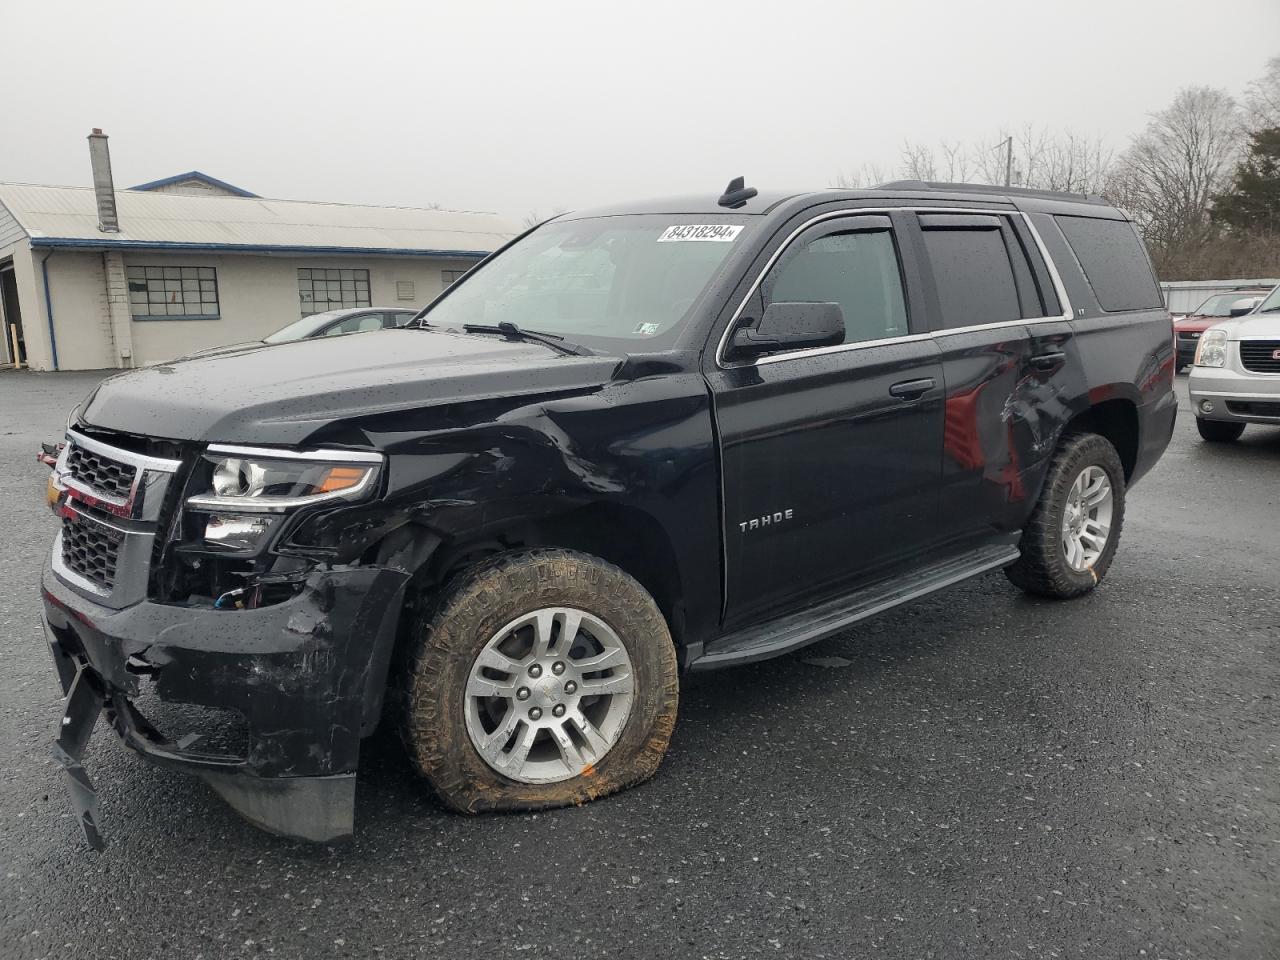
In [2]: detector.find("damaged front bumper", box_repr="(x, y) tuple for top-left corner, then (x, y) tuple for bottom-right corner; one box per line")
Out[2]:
(41, 559), (409, 846)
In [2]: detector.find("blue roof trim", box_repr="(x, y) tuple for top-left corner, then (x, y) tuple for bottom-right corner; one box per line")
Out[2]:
(27, 237), (491, 258)
(128, 171), (260, 198)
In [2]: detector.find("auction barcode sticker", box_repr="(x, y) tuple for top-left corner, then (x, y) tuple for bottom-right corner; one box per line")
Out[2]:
(657, 224), (743, 243)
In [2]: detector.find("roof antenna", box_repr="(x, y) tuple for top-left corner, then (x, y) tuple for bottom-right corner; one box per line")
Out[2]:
(717, 176), (758, 209)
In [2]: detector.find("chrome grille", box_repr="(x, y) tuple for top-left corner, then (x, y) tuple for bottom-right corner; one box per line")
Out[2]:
(1240, 340), (1280, 374)
(60, 514), (125, 590)
(52, 429), (184, 607)
(66, 441), (136, 500)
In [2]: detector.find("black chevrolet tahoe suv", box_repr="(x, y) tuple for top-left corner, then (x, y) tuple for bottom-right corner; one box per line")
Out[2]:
(41, 180), (1176, 847)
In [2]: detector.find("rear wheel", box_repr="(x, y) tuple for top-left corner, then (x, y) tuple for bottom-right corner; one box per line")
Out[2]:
(1196, 418), (1245, 442)
(401, 549), (679, 813)
(1005, 432), (1126, 599)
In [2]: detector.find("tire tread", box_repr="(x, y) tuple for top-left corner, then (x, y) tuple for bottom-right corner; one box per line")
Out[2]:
(399, 548), (679, 814)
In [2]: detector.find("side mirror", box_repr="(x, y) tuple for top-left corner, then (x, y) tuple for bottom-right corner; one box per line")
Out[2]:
(1229, 297), (1260, 317)
(730, 301), (845, 358)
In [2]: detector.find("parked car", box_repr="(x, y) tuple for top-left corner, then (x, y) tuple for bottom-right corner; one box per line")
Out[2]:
(1188, 283), (1280, 441)
(1174, 289), (1270, 370)
(184, 307), (420, 358)
(42, 179), (1175, 847)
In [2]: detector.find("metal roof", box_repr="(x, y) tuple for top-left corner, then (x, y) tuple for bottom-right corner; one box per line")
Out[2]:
(0, 182), (518, 257)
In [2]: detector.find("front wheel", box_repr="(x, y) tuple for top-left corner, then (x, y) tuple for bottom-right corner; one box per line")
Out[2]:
(1005, 432), (1126, 599)
(1196, 418), (1246, 442)
(401, 549), (679, 813)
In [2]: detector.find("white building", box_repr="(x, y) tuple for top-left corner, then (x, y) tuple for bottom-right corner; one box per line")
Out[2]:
(0, 131), (518, 370)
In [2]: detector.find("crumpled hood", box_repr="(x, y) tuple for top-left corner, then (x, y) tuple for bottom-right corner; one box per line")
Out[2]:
(80, 328), (620, 445)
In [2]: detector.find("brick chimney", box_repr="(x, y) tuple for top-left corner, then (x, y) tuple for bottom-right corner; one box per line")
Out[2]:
(87, 128), (120, 233)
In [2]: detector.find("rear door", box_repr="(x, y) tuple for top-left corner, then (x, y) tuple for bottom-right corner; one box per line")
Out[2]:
(911, 211), (1064, 549)
(708, 211), (945, 630)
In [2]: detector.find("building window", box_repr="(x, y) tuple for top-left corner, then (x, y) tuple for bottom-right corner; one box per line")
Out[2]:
(442, 268), (469, 287)
(395, 280), (416, 300)
(298, 267), (370, 317)
(127, 266), (219, 320)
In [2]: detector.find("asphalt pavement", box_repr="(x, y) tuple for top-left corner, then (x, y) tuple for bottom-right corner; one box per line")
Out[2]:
(1, 369), (1276, 960)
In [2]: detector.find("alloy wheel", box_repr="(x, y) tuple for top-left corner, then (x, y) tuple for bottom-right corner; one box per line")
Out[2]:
(1061, 465), (1113, 572)
(464, 607), (634, 784)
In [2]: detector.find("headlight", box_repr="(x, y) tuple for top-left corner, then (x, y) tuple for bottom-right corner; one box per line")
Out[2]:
(186, 444), (383, 514)
(1194, 328), (1229, 368)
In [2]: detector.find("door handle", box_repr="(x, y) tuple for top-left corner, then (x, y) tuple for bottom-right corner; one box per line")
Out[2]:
(1030, 351), (1067, 371)
(888, 377), (935, 400)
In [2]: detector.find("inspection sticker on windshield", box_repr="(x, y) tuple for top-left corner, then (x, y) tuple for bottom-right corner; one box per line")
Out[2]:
(657, 224), (743, 243)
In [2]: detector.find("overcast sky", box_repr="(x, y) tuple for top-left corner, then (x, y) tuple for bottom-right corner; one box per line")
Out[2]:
(4, 0), (1278, 221)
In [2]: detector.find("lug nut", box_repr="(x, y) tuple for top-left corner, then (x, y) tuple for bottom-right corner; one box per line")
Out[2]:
(552, 704), (566, 718)
(529, 707), (543, 720)
(516, 687), (530, 701)
(552, 661), (566, 675)
(564, 680), (577, 695)
(528, 664), (542, 678)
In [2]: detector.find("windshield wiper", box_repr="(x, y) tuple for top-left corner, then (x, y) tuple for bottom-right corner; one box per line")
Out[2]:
(461, 321), (592, 357)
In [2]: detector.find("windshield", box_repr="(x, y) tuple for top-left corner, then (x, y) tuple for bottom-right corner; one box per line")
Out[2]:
(1255, 285), (1280, 313)
(1193, 292), (1264, 317)
(419, 214), (753, 345)
(263, 311), (344, 343)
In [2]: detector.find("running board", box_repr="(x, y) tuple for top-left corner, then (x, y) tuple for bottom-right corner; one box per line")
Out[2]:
(690, 544), (1021, 671)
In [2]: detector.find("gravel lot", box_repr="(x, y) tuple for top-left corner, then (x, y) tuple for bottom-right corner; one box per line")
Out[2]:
(1, 368), (1276, 960)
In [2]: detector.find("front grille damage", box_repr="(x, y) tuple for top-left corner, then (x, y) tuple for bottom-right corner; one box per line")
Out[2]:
(60, 514), (125, 590)
(57, 427), (317, 611)
(46, 427), (421, 846)
(65, 441), (136, 500)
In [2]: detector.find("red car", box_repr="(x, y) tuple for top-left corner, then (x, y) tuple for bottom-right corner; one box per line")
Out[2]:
(1174, 288), (1269, 369)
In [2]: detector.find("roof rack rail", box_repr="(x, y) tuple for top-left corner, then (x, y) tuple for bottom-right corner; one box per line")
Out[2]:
(873, 179), (1107, 204)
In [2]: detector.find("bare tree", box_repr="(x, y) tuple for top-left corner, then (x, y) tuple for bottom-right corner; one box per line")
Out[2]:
(972, 131), (1013, 186)
(1244, 55), (1280, 131)
(1037, 132), (1113, 193)
(939, 141), (972, 182)
(900, 141), (938, 181)
(834, 127), (1111, 194)
(833, 163), (894, 188)
(1106, 86), (1241, 251)
(968, 126), (1111, 192)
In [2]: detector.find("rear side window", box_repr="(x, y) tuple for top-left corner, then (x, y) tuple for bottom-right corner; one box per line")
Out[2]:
(919, 216), (1021, 329)
(1054, 216), (1161, 312)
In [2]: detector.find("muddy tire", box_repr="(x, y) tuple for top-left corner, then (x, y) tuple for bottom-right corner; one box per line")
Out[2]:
(1196, 418), (1245, 443)
(1004, 432), (1126, 600)
(401, 549), (679, 813)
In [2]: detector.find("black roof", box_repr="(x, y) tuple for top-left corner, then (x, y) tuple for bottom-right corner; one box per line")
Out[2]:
(874, 180), (1109, 205)
(565, 181), (1122, 221)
